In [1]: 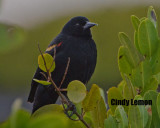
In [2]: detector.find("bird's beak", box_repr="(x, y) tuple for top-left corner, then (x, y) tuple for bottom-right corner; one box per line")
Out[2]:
(84, 22), (98, 29)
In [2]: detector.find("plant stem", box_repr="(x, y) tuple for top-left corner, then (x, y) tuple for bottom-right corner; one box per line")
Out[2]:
(38, 44), (91, 128)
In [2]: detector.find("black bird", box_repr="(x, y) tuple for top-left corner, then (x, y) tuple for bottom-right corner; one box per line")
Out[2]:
(28, 16), (97, 113)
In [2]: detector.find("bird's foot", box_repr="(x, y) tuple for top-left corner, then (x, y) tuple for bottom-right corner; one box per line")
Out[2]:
(64, 101), (77, 119)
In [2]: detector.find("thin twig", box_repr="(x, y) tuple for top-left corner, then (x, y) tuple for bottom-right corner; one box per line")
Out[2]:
(38, 43), (65, 101)
(37, 44), (91, 128)
(59, 89), (68, 91)
(38, 43), (50, 74)
(61, 102), (80, 121)
(59, 57), (70, 89)
(75, 111), (90, 127)
(49, 47), (56, 71)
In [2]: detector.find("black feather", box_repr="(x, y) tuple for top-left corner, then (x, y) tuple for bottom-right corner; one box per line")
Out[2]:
(28, 16), (97, 113)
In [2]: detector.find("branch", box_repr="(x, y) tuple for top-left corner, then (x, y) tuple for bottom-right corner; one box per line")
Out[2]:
(59, 57), (70, 89)
(37, 44), (91, 128)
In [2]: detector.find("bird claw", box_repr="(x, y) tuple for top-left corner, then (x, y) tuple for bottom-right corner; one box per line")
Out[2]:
(64, 101), (77, 118)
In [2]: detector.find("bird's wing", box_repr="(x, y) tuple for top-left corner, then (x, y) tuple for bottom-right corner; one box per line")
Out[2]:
(28, 36), (64, 103)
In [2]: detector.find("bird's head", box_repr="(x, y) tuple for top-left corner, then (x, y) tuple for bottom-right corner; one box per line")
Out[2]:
(61, 16), (97, 38)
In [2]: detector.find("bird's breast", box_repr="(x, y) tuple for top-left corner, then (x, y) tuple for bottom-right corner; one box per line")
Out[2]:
(52, 37), (97, 87)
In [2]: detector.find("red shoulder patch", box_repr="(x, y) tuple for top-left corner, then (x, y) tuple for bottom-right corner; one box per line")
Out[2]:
(46, 42), (62, 52)
(57, 42), (62, 47)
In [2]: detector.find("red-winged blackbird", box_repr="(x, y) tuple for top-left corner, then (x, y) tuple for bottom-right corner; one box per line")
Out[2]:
(28, 16), (97, 113)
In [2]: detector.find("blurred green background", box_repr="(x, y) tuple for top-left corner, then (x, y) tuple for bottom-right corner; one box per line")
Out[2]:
(0, 0), (160, 121)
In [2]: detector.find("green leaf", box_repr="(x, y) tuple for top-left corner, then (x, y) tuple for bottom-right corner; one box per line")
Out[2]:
(147, 6), (157, 29)
(9, 99), (30, 128)
(118, 46), (132, 75)
(117, 80), (125, 94)
(134, 31), (144, 61)
(134, 95), (148, 127)
(150, 44), (160, 74)
(29, 113), (68, 128)
(144, 111), (152, 128)
(119, 32), (140, 68)
(130, 59), (152, 89)
(107, 109), (113, 118)
(123, 76), (137, 112)
(33, 79), (51, 85)
(144, 91), (160, 127)
(10, 99), (30, 128)
(138, 18), (159, 58)
(157, 93), (160, 118)
(82, 84), (101, 112)
(154, 72), (160, 84)
(124, 75), (137, 99)
(123, 84), (134, 100)
(67, 80), (86, 103)
(107, 109), (113, 117)
(128, 105), (143, 128)
(131, 15), (140, 31)
(104, 115), (118, 128)
(108, 87), (123, 114)
(0, 120), (10, 128)
(123, 82), (136, 113)
(115, 106), (128, 128)
(31, 104), (83, 128)
(134, 31), (142, 54)
(82, 116), (94, 128)
(74, 103), (83, 116)
(141, 77), (158, 96)
(123, 81), (136, 100)
(32, 104), (64, 117)
(10, 109), (30, 128)
(99, 88), (108, 109)
(38, 53), (55, 72)
(140, 17), (146, 22)
(91, 97), (107, 128)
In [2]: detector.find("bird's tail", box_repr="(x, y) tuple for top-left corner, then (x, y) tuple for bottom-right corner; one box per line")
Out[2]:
(27, 85), (37, 103)
(32, 85), (60, 113)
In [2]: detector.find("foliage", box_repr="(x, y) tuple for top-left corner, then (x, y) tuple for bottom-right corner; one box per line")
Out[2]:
(38, 53), (55, 72)
(1, 6), (160, 128)
(0, 23), (26, 54)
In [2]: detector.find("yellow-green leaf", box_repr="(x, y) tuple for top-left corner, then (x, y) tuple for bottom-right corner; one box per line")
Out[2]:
(107, 109), (113, 118)
(32, 104), (64, 118)
(118, 46), (132, 75)
(33, 79), (51, 85)
(82, 84), (101, 112)
(91, 97), (107, 128)
(117, 80), (125, 94)
(38, 53), (55, 72)
(108, 87), (123, 114)
(67, 80), (86, 103)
